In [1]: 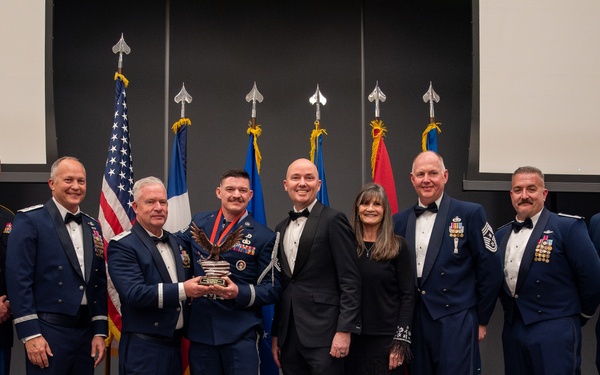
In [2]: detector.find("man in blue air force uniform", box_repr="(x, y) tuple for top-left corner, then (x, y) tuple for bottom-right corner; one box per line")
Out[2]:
(107, 177), (204, 375)
(177, 169), (281, 375)
(393, 151), (502, 375)
(6, 156), (108, 375)
(496, 166), (600, 375)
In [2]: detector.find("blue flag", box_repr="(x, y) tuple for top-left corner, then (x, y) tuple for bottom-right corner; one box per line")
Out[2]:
(244, 133), (266, 225)
(315, 134), (329, 206)
(164, 120), (191, 233)
(425, 127), (439, 152)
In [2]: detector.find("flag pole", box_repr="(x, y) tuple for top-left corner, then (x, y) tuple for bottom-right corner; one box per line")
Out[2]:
(421, 81), (442, 152)
(103, 33), (131, 375)
(368, 81), (398, 214)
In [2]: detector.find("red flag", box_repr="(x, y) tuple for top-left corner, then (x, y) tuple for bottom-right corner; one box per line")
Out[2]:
(371, 119), (398, 214)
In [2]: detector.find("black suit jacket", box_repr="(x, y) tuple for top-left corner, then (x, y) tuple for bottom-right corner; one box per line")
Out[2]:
(272, 201), (361, 348)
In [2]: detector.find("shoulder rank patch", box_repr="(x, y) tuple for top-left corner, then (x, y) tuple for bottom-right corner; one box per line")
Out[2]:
(111, 230), (131, 241)
(18, 204), (43, 213)
(558, 213), (584, 220)
(482, 222), (497, 253)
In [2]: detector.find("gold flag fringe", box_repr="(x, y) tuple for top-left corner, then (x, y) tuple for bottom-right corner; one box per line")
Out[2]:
(246, 123), (263, 173)
(309, 120), (328, 163)
(370, 119), (387, 179)
(172, 118), (191, 134)
(113, 72), (129, 88)
(421, 122), (442, 152)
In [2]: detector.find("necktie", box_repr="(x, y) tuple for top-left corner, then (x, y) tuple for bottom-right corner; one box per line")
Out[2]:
(414, 203), (438, 218)
(64, 212), (82, 225)
(152, 233), (169, 244)
(512, 218), (533, 233)
(289, 208), (310, 221)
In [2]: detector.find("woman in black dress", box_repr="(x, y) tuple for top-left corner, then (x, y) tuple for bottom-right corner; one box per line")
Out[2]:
(345, 183), (415, 374)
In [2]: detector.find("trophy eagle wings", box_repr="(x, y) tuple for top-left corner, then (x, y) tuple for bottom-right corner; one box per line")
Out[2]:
(190, 222), (244, 261)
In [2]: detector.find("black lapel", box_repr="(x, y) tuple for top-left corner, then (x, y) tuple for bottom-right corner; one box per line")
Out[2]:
(46, 200), (84, 280)
(277, 218), (293, 278)
(293, 202), (323, 275)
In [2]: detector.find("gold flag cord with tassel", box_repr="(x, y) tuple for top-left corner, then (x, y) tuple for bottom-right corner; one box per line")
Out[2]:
(113, 72), (129, 87)
(421, 122), (442, 152)
(370, 119), (387, 179)
(247, 123), (263, 173)
(172, 118), (191, 134)
(309, 120), (328, 163)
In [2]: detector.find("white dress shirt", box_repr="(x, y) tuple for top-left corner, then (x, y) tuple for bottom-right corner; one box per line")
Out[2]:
(283, 200), (318, 273)
(414, 195), (443, 278)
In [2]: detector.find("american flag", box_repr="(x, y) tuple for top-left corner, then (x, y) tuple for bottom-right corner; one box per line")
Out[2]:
(98, 74), (136, 338)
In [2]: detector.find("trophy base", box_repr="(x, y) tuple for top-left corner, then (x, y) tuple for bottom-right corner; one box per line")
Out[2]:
(199, 276), (227, 286)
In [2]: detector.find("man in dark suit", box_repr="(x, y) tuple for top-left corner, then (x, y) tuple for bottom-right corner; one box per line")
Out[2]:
(177, 169), (281, 375)
(590, 212), (600, 373)
(0, 204), (14, 375)
(107, 176), (205, 375)
(6, 156), (108, 375)
(271, 158), (361, 375)
(495, 166), (600, 375)
(393, 151), (502, 374)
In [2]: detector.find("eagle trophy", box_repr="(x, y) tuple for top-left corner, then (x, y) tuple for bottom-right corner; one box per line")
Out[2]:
(190, 222), (244, 261)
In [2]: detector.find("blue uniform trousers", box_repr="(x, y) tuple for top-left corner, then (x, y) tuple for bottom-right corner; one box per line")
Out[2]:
(25, 316), (94, 375)
(410, 302), (479, 375)
(502, 315), (580, 375)
(119, 332), (183, 375)
(189, 331), (260, 375)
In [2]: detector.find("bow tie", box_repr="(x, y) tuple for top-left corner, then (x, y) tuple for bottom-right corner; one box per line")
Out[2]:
(289, 209), (310, 221)
(414, 203), (438, 217)
(512, 218), (533, 233)
(152, 233), (169, 244)
(64, 212), (82, 225)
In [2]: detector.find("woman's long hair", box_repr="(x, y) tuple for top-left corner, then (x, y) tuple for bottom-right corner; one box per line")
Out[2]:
(350, 182), (400, 261)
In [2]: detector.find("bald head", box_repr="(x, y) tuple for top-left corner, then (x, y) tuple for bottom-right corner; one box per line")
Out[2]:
(284, 158), (321, 210)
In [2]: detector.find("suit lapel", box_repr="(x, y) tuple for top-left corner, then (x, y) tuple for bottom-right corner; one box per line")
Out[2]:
(277, 218), (293, 278)
(293, 202), (323, 275)
(405, 210), (418, 286)
(132, 222), (173, 283)
(167, 234), (185, 282)
(46, 200), (84, 280)
(498, 227), (512, 295)
(515, 208), (549, 293)
(421, 195), (449, 283)
(81, 219), (94, 282)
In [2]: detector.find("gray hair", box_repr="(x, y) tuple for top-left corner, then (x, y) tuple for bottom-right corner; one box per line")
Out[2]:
(132, 176), (166, 202)
(50, 156), (85, 182)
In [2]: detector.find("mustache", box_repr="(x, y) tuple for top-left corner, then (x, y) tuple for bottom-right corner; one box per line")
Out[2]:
(518, 199), (533, 205)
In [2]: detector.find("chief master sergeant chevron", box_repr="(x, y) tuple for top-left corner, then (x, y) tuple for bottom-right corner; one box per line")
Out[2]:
(177, 169), (281, 375)
(495, 166), (600, 375)
(393, 151), (502, 375)
(6, 156), (108, 375)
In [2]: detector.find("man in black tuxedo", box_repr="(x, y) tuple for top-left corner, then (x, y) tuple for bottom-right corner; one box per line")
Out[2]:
(271, 158), (361, 375)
